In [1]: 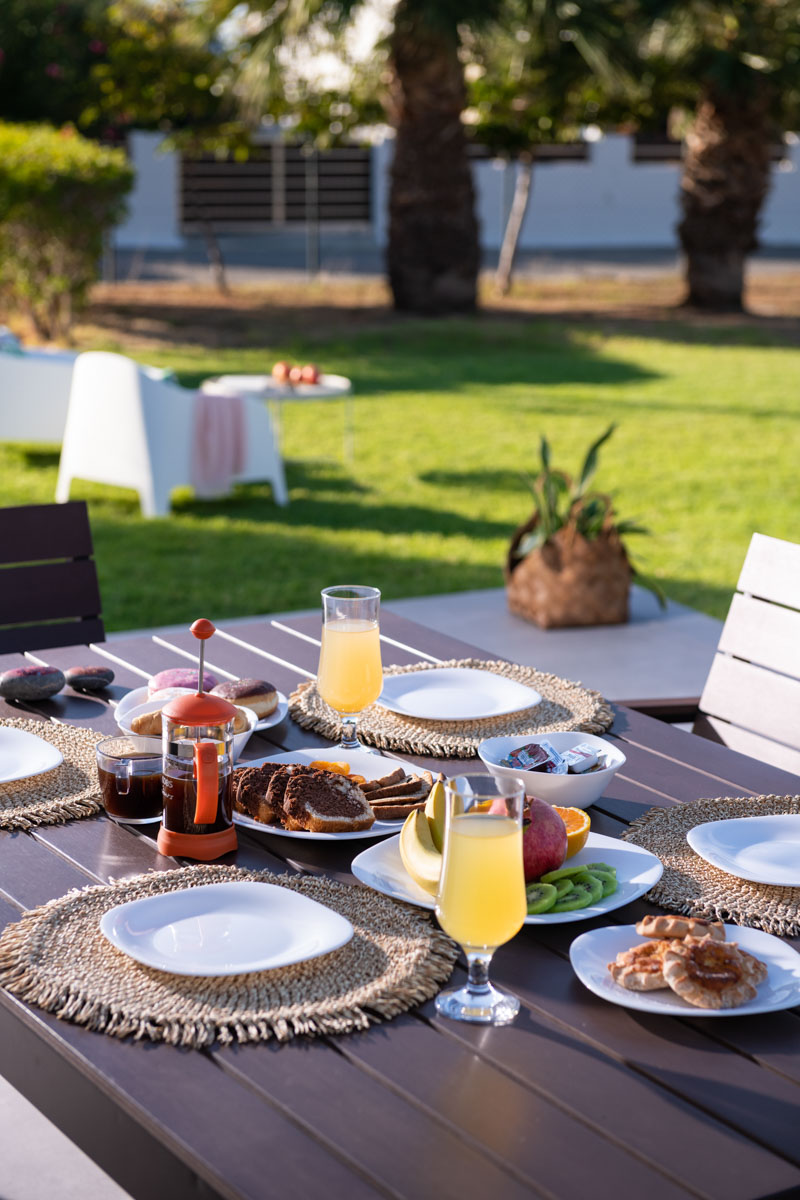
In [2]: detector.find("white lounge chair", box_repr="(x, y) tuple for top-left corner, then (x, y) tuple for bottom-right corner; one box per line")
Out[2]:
(55, 351), (288, 517)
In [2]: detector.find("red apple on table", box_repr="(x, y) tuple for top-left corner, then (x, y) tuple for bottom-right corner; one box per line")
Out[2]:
(521, 796), (567, 882)
(300, 363), (320, 385)
(288, 365), (304, 385)
(272, 361), (291, 383)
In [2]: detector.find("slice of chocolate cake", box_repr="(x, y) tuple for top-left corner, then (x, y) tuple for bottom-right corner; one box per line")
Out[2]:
(283, 771), (375, 833)
(233, 762), (286, 826)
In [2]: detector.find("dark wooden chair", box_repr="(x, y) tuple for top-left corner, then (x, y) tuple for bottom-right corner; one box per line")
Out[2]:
(625, 533), (800, 773)
(0, 501), (105, 654)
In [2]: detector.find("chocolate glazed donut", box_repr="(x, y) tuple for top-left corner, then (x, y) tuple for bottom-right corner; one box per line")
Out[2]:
(211, 678), (278, 718)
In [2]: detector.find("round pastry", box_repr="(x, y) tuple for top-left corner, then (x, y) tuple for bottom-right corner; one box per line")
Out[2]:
(211, 678), (278, 719)
(148, 668), (218, 697)
(635, 914), (725, 942)
(662, 936), (757, 1010)
(608, 940), (672, 991)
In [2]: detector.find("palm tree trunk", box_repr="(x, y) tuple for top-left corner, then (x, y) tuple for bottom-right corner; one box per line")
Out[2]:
(496, 153), (533, 296)
(679, 88), (773, 311)
(386, 1), (479, 313)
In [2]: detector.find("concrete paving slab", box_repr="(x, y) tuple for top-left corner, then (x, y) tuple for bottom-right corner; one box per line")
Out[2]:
(385, 586), (724, 702)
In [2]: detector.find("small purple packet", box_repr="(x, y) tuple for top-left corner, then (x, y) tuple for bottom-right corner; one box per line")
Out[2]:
(502, 743), (551, 770)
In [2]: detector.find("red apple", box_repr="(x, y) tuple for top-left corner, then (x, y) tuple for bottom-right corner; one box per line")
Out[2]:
(300, 363), (320, 385)
(521, 797), (567, 882)
(288, 365), (304, 385)
(271, 361), (291, 383)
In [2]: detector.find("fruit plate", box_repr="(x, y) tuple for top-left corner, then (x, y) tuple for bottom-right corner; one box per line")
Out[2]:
(686, 814), (800, 887)
(0, 727), (63, 785)
(100, 881), (354, 977)
(378, 667), (541, 721)
(351, 831), (663, 924)
(233, 748), (409, 841)
(570, 923), (800, 1017)
(115, 685), (288, 734)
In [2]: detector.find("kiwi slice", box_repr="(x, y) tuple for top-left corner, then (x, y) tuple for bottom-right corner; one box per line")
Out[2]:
(553, 878), (575, 900)
(587, 868), (617, 897)
(540, 864), (595, 884)
(550, 882), (598, 912)
(526, 883), (558, 914)
(583, 862), (617, 876)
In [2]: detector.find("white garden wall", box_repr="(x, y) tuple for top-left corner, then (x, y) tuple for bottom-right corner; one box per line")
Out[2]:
(114, 130), (800, 254)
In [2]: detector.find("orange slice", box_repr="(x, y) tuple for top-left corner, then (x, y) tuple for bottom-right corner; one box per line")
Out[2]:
(552, 806), (591, 858)
(309, 760), (350, 774)
(347, 774), (366, 785)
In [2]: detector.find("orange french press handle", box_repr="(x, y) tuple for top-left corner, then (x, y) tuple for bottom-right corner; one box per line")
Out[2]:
(193, 741), (219, 825)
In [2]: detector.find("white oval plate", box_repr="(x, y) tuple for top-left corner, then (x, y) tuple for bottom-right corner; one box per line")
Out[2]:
(378, 668), (541, 721)
(233, 748), (409, 841)
(0, 727), (63, 784)
(212, 372), (351, 399)
(115, 685), (288, 734)
(100, 881), (353, 976)
(687, 814), (800, 888)
(351, 831), (663, 924)
(570, 923), (800, 1016)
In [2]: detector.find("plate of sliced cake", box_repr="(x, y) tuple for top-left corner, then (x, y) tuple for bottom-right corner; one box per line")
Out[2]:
(232, 748), (435, 840)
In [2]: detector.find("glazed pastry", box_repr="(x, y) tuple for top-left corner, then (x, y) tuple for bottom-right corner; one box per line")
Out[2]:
(211, 678), (278, 718)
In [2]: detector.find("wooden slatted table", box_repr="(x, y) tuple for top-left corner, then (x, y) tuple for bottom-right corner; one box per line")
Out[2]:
(1, 611), (799, 1200)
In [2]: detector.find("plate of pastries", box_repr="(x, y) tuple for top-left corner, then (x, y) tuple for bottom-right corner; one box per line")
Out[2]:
(232, 748), (434, 840)
(570, 914), (800, 1016)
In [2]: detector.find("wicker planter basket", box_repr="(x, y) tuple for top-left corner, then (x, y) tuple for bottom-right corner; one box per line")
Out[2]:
(505, 522), (631, 629)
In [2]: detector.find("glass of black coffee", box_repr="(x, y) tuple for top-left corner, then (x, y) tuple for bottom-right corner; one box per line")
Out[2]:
(96, 735), (163, 824)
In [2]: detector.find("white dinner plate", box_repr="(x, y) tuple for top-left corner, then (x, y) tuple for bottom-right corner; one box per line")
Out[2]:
(233, 748), (410, 841)
(687, 815), (800, 888)
(0, 727), (63, 785)
(351, 831), (663, 924)
(212, 373), (351, 399)
(115, 685), (288, 733)
(378, 668), (541, 721)
(570, 923), (800, 1017)
(100, 881), (353, 976)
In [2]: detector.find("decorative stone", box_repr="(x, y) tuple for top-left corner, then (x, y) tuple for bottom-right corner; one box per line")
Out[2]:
(0, 666), (65, 701)
(65, 665), (115, 693)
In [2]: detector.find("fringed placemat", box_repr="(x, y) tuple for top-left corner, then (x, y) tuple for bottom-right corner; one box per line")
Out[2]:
(622, 795), (800, 937)
(0, 718), (103, 830)
(0, 864), (458, 1047)
(289, 658), (614, 758)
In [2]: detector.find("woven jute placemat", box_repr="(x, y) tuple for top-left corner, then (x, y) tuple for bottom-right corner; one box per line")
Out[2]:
(0, 864), (458, 1047)
(622, 795), (800, 937)
(0, 718), (103, 830)
(289, 658), (614, 758)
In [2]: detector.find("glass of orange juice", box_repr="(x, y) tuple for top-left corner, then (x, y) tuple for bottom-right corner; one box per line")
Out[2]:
(317, 585), (383, 751)
(435, 774), (526, 1025)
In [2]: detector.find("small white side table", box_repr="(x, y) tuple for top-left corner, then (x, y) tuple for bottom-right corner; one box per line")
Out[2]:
(210, 373), (354, 462)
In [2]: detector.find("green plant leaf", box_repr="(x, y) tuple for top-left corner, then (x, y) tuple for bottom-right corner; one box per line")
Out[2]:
(615, 518), (651, 537)
(517, 529), (548, 557)
(630, 567), (668, 609)
(540, 435), (551, 472)
(576, 423), (616, 497)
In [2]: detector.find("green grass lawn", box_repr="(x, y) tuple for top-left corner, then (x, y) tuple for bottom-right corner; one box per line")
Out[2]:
(3, 313), (799, 632)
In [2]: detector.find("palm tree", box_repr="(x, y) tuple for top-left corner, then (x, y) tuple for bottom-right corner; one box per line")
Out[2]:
(210, 0), (502, 314)
(640, 0), (800, 311)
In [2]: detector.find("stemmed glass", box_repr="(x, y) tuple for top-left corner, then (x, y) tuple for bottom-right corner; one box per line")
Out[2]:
(316, 585), (383, 752)
(435, 774), (526, 1025)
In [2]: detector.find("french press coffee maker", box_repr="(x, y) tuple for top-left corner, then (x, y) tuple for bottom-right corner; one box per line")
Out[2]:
(157, 619), (238, 861)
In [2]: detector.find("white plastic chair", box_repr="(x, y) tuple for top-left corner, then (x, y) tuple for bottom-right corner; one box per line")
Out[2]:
(55, 351), (288, 517)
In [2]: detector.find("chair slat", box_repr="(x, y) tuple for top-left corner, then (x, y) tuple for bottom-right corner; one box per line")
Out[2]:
(717, 593), (800, 679)
(0, 561), (101, 625)
(737, 532), (800, 609)
(0, 501), (104, 654)
(693, 713), (800, 778)
(699, 653), (800, 751)
(0, 501), (93, 565)
(0, 618), (105, 656)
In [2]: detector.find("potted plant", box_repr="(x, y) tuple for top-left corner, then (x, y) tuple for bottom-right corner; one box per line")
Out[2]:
(505, 425), (664, 628)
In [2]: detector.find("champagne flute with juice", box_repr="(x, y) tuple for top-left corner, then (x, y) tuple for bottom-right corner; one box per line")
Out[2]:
(435, 774), (526, 1024)
(317, 585), (382, 752)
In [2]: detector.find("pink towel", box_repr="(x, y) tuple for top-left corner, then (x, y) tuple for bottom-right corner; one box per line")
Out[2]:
(191, 387), (247, 498)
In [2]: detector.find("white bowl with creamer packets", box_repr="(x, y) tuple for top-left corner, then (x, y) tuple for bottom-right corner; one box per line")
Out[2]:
(478, 732), (625, 810)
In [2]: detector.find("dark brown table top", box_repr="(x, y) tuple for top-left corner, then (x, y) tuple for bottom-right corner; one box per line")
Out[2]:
(1, 610), (799, 1200)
